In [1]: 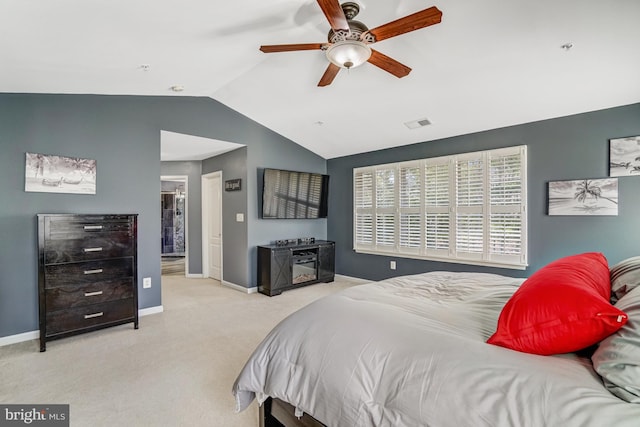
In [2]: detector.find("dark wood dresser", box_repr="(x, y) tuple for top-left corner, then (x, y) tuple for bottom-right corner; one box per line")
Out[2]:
(37, 214), (139, 352)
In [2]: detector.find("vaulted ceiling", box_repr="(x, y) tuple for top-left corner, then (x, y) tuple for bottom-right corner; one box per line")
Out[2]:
(2, 0), (639, 159)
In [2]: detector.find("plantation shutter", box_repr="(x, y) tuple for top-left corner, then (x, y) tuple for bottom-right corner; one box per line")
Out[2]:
(353, 145), (527, 269)
(354, 170), (374, 248)
(375, 169), (396, 248)
(455, 155), (484, 261)
(424, 161), (450, 256)
(399, 164), (421, 252)
(488, 147), (527, 265)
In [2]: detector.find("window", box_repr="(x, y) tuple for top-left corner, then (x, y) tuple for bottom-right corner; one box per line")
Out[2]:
(353, 146), (527, 269)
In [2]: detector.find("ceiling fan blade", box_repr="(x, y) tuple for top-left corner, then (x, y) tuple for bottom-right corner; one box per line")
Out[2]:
(318, 63), (341, 87)
(316, 0), (349, 31)
(260, 43), (325, 53)
(368, 6), (442, 42)
(368, 50), (411, 78)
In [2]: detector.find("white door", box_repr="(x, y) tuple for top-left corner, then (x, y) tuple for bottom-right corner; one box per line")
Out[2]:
(203, 172), (222, 281)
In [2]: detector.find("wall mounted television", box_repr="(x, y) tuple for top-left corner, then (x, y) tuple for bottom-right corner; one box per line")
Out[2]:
(261, 168), (329, 219)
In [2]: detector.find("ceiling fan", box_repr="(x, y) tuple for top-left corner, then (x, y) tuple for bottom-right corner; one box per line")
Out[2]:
(259, 0), (442, 87)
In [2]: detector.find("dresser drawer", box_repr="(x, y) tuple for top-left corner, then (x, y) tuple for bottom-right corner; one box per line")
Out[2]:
(45, 278), (134, 311)
(44, 235), (134, 264)
(46, 298), (136, 335)
(44, 258), (133, 289)
(44, 215), (134, 240)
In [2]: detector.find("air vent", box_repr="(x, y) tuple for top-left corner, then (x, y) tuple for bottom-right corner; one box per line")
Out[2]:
(404, 117), (432, 129)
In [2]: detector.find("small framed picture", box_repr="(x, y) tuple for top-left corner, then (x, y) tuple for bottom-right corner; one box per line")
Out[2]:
(610, 135), (640, 177)
(548, 178), (618, 216)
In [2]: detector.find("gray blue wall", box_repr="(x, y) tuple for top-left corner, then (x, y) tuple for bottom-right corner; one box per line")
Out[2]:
(202, 147), (249, 286)
(0, 93), (326, 340)
(246, 134), (328, 286)
(327, 103), (640, 281)
(0, 94), (163, 338)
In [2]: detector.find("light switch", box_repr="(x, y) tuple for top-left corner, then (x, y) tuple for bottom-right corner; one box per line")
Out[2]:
(236, 213), (244, 222)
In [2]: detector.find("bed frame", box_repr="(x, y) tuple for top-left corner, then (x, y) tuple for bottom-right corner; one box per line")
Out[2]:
(260, 397), (326, 427)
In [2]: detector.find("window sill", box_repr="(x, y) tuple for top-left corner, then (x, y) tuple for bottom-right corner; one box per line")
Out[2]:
(353, 248), (528, 271)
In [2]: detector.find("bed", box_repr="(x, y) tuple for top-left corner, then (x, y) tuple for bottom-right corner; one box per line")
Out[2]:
(233, 255), (640, 427)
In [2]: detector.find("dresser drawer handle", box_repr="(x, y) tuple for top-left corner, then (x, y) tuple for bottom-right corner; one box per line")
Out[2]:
(83, 225), (103, 230)
(83, 269), (103, 275)
(84, 291), (104, 297)
(83, 247), (103, 253)
(84, 312), (104, 319)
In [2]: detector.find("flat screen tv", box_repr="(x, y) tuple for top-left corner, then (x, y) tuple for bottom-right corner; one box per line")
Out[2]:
(262, 168), (329, 219)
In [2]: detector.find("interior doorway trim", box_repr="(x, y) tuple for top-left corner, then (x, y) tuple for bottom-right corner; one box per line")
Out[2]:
(202, 170), (223, 282)
(161, 175), (189, 276)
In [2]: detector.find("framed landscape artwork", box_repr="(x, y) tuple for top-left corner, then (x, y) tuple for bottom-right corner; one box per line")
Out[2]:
(25, 152), (97, 194)
(609, 135), (640, 176)
(548, 178), (618, 216)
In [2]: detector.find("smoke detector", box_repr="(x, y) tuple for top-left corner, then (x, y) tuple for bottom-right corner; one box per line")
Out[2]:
(404, 117), (432, 129)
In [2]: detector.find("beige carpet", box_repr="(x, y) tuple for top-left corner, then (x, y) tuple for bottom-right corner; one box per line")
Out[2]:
(0, 275), (366, 426)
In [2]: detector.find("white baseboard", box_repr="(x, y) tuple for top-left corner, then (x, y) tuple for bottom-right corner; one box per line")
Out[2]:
(0, 330), (39, 347)
(222, 280), (258, 294)
(139, 305), (164, 316)
(1, 306), (164, 347)
(186, 273), (203, 278)
(219, 276), (365, 295)
(335, 274), (371, 284)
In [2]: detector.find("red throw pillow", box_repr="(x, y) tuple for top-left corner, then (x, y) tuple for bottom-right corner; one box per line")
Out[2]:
(487, 252), (628, 355)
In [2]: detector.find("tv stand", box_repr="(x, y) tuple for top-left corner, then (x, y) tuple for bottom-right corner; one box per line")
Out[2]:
(257, 240), (335, 296)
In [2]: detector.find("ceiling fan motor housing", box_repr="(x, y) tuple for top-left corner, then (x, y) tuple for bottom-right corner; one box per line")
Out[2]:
(328, 20), (374, 44)
(327, 2), (375, 44)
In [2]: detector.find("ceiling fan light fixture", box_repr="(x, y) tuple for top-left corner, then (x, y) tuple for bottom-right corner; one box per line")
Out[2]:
(326, 40), (371, 69)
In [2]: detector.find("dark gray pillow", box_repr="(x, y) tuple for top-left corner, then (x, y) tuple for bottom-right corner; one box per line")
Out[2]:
(592, 285), (640, 403)
(610, 256), (640, 303)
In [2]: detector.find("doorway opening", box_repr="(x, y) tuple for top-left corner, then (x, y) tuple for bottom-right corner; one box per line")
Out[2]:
(161, 176), (188, 276)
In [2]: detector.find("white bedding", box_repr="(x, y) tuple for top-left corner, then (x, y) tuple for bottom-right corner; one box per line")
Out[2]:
(233, 271), (640, 426)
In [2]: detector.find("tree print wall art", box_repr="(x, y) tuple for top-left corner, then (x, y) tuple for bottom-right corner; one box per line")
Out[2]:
(25, 152), (97, 194)
(548, 178), (618, 216)
(610, 135), (640, 177)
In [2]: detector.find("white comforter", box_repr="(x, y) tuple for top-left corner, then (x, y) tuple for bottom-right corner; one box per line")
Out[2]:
(233, 272), (640, 426)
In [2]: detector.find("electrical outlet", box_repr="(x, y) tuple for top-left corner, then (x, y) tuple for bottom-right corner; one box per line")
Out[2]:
(143, 277), (152, 288)
(390, 261), (396, 270)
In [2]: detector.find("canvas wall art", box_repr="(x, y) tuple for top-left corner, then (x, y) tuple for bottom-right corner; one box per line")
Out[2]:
(610, 135), (640, 176)
(548, 178), (618, 216)
(25, 152), (96, 194)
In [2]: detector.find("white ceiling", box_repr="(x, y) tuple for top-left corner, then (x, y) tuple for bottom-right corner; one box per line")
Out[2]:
(160, 130), (243, 161)
(2, 0), (640, 160)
